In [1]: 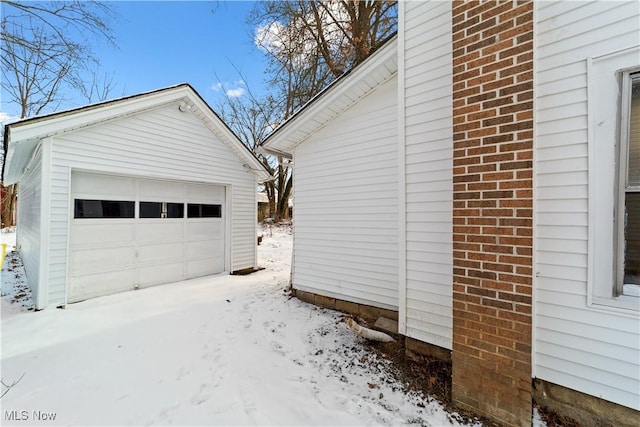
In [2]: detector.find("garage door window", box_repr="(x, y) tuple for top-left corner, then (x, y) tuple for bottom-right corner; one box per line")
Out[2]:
(74, 199), (135, 218)
(140, 202), (184, 218)
(187, 203), (222, 218)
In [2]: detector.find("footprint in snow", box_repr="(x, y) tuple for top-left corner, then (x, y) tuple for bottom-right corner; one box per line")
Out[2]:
(237, 382), (271, 425)
(176, 366), (189, 381)
(270, 340), (288, 356)
(190, 383), (211, 405)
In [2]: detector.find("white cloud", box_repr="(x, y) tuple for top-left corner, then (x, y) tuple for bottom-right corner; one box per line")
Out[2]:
(210, 82), (225, 92)
(225, 87), (245, 98)
(211, 80), (246, 98)
(0, 111), (19, 125)
(255, 21), (286, 54)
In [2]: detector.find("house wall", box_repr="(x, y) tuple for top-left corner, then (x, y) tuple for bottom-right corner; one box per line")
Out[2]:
(535, 0), (640, 411)
(16, 146), (43, 305)
(451, 1), (535, 425)
(293, 76), (398, 310)
(45, 102), (258, 307)
(401, 0), (453, 350)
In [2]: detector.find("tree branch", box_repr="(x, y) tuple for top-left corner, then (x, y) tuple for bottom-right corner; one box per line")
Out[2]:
(1, 373), (26, 399)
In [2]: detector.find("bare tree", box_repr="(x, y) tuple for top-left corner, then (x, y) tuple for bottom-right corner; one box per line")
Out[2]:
(1, 373), (25, 399)
(1, 1), (116, 53)
(2, 19), (82, 117)
(0, 1), (117, 228)
(1, 1), (117, 116)
(215, 76), (292, 221)
(78, 68), (118, 103)
(251, 0), (397, 118)
(227, 1), (396, 221)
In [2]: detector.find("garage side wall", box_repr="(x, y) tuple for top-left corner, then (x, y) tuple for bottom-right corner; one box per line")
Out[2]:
(293, 77), (398, 310)
(402, 0), (453, 350)
(47, 103), (258, 307)
(15, 147), (43, 305)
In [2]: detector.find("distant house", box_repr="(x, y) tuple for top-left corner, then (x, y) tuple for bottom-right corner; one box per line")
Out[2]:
(256, 190), (293, 222)
(262, 1), (640, 426)
(257, 192), (270, 222)
(2, 84), (271, 309)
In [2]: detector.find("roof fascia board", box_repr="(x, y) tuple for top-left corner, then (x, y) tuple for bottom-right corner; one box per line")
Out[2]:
(262, 36), (398, 154)
(256, 144), (293, 160)
(8, 87), (193, 143)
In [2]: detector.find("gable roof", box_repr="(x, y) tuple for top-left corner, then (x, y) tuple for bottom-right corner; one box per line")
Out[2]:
(260, 35), (398, 157)
(2, 84), (272, 184)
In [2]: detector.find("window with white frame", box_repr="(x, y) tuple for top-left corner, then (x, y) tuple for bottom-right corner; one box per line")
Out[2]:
(617, 68), (640, 298)
(588, 46), (640, 310)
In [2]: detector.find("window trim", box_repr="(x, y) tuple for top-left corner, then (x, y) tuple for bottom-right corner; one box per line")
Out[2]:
(587, 47), (640, 312)
(616, 68), (640, 297)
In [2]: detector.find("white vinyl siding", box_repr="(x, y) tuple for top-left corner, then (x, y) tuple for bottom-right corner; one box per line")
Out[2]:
(45, 102), (257, 307)
(535, 0), (640, 410)
(15, 147), (43, 306)
(293, 77), (398, 309)
(402, 0), (453, 349)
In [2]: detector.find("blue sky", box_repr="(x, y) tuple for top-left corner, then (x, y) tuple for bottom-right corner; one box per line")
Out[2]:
(1, 1), (269, 118)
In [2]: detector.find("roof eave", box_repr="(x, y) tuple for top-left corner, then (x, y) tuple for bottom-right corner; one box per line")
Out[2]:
(256, 144), (293, 160)
(261, 35), (398, 155)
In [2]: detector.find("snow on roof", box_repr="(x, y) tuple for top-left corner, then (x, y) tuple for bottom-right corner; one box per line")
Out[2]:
(257, 192), (269, 203)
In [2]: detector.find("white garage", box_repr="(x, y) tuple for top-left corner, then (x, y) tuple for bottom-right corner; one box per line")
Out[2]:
(2, 84), (271, 309)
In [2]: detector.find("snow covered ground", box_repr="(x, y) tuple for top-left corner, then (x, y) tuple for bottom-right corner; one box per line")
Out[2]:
(1, 225), (545, 426)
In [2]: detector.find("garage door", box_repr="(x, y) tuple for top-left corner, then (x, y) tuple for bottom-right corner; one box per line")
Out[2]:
(68, 172), (225, 302)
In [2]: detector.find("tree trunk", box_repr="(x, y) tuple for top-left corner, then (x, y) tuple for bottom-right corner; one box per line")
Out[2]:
(1, 184), (17, 228)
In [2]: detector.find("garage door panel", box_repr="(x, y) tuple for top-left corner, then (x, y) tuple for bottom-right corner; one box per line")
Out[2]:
(185, 240), (224, 259)
(137, 222), (184, 242)
(69, 269), (136, 303)
(138, 180), (184, 200)
(70, 223), (136, 245)
(187, 257), (224, 278)
(137, 242), (183, 263)
(137, 262), (184, 287)
(71, 246), (136, 275)
(185, 220), (223, 239)
(72, 173), (136, 197)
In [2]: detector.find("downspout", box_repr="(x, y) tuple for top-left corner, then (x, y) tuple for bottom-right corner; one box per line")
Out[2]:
(397, 0), (408, 336)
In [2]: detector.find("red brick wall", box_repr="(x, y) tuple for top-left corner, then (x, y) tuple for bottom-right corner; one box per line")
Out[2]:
(451, 1), (534, 425)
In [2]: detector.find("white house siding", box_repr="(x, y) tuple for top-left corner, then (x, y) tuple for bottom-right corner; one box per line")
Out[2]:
(46, 103), (258, 307)
(401, 1), (453, 350)
(15, 148), (43, 305)
(535, 1), (640, 410)
(293, 77), (398, 309)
